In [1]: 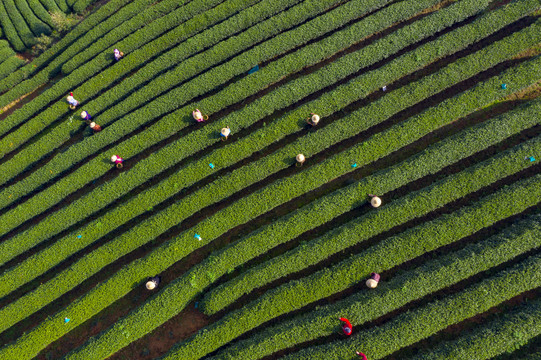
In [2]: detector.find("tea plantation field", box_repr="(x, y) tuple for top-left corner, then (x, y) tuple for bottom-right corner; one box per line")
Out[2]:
(0, 0), (540, 359)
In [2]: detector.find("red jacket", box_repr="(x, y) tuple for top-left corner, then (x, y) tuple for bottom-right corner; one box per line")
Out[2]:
(356, 352), (368, 360)
(339, 317), (353, 335)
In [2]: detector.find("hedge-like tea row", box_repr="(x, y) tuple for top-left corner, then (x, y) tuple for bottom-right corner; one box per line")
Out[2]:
(90, 0), (353, 127)
(2, 10), (539, 276)
(3, 0), (36, 47)
(0, 1), (25, 51)
(284, 254), (541, 360)
(37, 0), (61, 13)
(0, 0), (455, 296)
(72, 0), (110, 13)
(26, 0), (53, 28)
(13, 0), (51, 37)
(0, 0), (352, 186)
(0, 0), (426, 205)
(0, 44), (15, 62)
(0, 0), (341, 241)
(0, 10), (537, 309)
(54, 0), (68, 12)
(0, 0), (455, 251)
(0, 56), (25, 82)
(2, 69), (537, 359)
(62, 0), (215, 73)
(0, 0), (516, 236)
(0, 0), (261, 138)
(23, 65), (541, 360)
(199, 98), (541, 313)
(411, 300), (541, 360)
(0, 2), (516, 306)
(160, 141), (541, 359)
(212, 215), (541, 360)
(0, 0), (141, 97)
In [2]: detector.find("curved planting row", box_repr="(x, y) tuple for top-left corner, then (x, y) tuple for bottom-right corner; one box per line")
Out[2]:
(0, 0), (462, 311)
(0, 9), (536, 282)
(156, 136), (541, 359)
(0, 0), (460, 260)
(0, 0), (358, 189)
(212, 214), (541, 359)
(199, 98), (541, 314)
(0, 0), (528, 261)
(0, 15), (538, 341)
(25, 0), (54, 28)
(0, 42), (25, 81)
(19, 54), (541, 360)
(0, 0), (263, 138)
(0, 1), (26, 51)
(37, 0), (61, 13)
(411, 299), (541, 360)
(60, 0), (221, 74)
(3, 0), (36, 48)
(0, 0), (142, 96)
(283, 254), (541, 359)
(0, 0), (355, 252)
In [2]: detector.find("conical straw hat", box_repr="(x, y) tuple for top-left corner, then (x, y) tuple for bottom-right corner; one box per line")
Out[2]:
(296, 154), (305, 163)
(221, 127), (230, 136)
(80, 111), (87, 119)
(90, 122), (96, 128)
(146, 281), (156, 290)
(366, 279), (378, 288)
(371, 196), (382, 208)
(311, 114), (320, 123)
(111, 155), (118, 163)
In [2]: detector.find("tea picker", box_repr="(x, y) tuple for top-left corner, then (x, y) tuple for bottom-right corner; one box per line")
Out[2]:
(220, 126), (231, 140)
(66, 92), (79, 109)
(81, 110), (92, 123)
(296, 154), (305, 167)
(306, 113), (320, 126)
(90, 122), (102, 132)
(368, 194), (381, 208)
(146, 276), (161, 290)
(114, 48), (124, 61)
(193, 109), (208, 122)
(111, 155), (124, 168)
(366, 272), (380, 289)
(356, 351), (368, 360)
(339, 317), (353, 335)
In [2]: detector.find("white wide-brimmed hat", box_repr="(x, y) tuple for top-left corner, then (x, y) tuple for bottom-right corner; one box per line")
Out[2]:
(296, 154), (305, 163)
(370, 196), (382, 208)
(311, 114), (320, 123)
(90, 122), (96, 128)
(80, 111), (88, 118)
(221, 127), (230, 136)
(67, 95), (74, 102)
(111, 155), (118, 163)
(146, 281), (156, 290)
(366, 279), (378, 288)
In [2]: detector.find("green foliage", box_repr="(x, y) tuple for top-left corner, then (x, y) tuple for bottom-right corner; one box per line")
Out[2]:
(61, 0), (191, 73)
(13, 0), (52, 38)
(31, 34), (54, 56)
(49, 11), (80, 33)
(162, 142), (541, 359)
(7, 53), (541, 360)
(0, 0), (142, 97)
(199, 99), (541, 314)
(214, 215), (541, 359)
(411, 299), (541, 360)
(284, 255), (541, 359)
(0, 0), (30, 50)
(0, 0), (400, 206)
